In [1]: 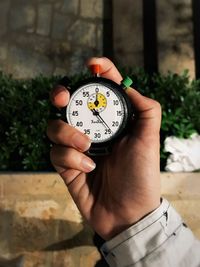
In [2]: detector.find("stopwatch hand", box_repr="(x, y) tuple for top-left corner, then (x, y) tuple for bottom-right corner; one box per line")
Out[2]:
(92, 110), (112, 132)
(94, 93), (99, 107)
(91, 109), (99, 116)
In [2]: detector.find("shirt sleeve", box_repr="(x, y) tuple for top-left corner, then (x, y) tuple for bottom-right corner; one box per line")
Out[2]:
(100, 198), (200, 267)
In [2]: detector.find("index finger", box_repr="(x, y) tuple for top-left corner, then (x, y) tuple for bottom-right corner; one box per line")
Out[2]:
(87, 57), (123, 84)
(51, 57), (123, 108)
(50, 85), (70, 108)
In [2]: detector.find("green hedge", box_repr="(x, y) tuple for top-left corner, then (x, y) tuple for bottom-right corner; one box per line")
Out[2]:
(0, 69), (199, 171)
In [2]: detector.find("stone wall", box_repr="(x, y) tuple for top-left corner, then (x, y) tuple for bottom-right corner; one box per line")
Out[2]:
(0, 0), (196, 79)
(0, 172), (200, 266)
(113, 0), (195, 78)
(157, 0), (195, 78)
(0, 0), (103, 79)
(113, 0), (144, 69)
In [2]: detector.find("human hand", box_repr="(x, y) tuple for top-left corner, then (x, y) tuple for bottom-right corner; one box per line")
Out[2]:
(47, 57), (161, 240)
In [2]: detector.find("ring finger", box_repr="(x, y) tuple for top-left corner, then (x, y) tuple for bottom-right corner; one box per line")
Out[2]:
(50, 145), (96, 174)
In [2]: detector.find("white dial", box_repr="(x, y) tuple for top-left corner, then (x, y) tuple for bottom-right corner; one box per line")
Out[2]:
(66, 83), (127, 143)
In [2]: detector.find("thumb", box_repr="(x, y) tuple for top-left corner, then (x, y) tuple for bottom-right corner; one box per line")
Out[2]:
(126, 87), (161, 135)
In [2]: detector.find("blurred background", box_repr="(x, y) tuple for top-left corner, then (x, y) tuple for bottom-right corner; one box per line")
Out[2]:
(0, 0), (200, 267)
(0, 0), (199, 79)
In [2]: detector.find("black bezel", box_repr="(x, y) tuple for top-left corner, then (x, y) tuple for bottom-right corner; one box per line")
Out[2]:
(61, 76), (133, 155)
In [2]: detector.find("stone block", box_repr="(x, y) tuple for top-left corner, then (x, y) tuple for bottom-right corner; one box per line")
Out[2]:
(0, 0), (10, 36)
(7, 46), (53, 79)
(0, 43), (8, 61)
(161, 172), (200, 199)
(9, 3), (36, 31)
(59, 0), (79, 15)
(2, 173), (67, 197)
(0, 172), (200, 265)
(0, 208), (14, 256)
(0, 180), (3, 199)
(20, 251), (53, 267)
(158, 44), (195, 79)
(68, 20), (96, 47)
(52, 247), (100, 267)
(96, 23), (103, 53)
(79, 247), (101, 267)
(161, 172), (200, 239)
(157, 0), (194, 78)
(14, 198), (82, 224)
(113, 0), (143, 68)
(52, 13), (72, 40)
(69, 47), (94, 75)
(61, 200), (82, 223)
(0, 256), (24, 267)
(53, 67), (67, 76)
(50, 40), (71, 64)
(0, 199), (16, 211)
(10, 212), (58, 253)
(36, 4), (52, 36)
(10, 33), (51, 55)
(80, 0), (103, 18)
(55, 222), (93, 251)
(2, 173), (34, 197)
(53, 250), (77, 267)
(169, 0), (191, 6)
(157, 0), (193, 41)
(15, 200), (61, 220)
(178, 4), (193, 19)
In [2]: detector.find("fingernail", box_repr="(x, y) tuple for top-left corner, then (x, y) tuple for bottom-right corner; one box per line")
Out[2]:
(72, 133), (91, 151)
(51, 86), (66, 100)
(53, 91), (68, 104)
(81, 158), (96, 172)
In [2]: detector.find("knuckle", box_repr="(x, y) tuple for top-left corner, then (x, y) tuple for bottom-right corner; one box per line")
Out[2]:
(50, 145), (73, 168)
(47, 119), (65, 143)
(152, 100), (162, 114)
(46, 120), (54, 139)
(50, 145), (56, 163)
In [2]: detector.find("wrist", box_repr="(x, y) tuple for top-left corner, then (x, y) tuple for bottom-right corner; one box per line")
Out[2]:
(99, 199), (161, 240)
(100, 199), (184, 267)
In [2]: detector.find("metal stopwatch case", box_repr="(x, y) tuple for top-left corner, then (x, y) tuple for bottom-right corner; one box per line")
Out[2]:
(61, 66), (133, 156)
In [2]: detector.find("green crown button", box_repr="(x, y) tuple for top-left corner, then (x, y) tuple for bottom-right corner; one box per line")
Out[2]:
(121, 76), (133, 89)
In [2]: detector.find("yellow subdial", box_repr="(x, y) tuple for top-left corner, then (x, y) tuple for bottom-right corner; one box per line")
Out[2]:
(87, 93), (107, 112)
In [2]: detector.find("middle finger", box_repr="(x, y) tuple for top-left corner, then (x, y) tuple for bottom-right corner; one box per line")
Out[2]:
(47, 119), (91, 152)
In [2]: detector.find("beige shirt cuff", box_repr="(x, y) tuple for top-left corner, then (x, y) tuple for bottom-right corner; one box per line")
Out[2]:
(100, 199), (184, 266)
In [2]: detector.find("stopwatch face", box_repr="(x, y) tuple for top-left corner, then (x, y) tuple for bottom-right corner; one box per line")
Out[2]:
(66, 82), (128, 143)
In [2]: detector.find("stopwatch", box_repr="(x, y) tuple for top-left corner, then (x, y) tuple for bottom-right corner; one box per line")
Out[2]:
(60, 64), (133, 156)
